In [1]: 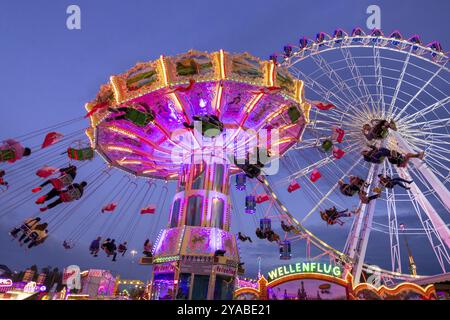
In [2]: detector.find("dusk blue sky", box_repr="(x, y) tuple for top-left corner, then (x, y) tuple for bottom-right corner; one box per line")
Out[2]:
(0, 0), (449, 282)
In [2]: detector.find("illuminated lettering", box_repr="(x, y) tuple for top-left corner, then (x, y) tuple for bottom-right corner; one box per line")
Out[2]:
(267, 262), (343, 281)
(302, 262), (309, 272)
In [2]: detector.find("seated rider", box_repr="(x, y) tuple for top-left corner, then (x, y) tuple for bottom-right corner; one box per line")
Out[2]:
(90, 237), (102, 257)
(20, 223), (48, 246)
(281, 220), (296, 233)
(107, 102), (155, 127)
(10, 217), (41, 238)
(101, 238), (111, 252)
(386, 150), (424, 168)
(63, 240), (74, 249)
(183, 114), (224, 138)
(37, 181), (87, 212)
(362, 119), (397, 141)
(27, 229), (49, 249)
(378, 174), (413, 190)
(0, 139), (31, 163)
(266, 230), (280, 243)
(338, 176), (367, 197)
(0, 169), (8, 189)
(143, 239), (153, 257)
(320, 207), (351, 226)
(32, 165), (78, 193)
(338, 180), (360, 197)
(361, 145), (392, 164)
(105, 239), (117, 262)
(118, 241), (128, 257)
(358, 189), (381, 204)
(255, 227), (266, 239)
(237, 232), (253, 243)
(362, 145), (424, 167)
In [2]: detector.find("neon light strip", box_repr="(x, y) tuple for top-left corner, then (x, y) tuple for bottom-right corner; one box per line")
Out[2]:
(244, 93), (264, 114)
(214, 82), (223, 113)
(160, 55), (169, 86)
(107, 126), (179, 154)
(219, 49), (226, 79)
(268, 61), (275, 87)
(106, 145), (134, 153)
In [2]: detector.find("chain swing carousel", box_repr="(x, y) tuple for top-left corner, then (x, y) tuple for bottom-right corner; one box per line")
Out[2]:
(84, 50), (310, 300)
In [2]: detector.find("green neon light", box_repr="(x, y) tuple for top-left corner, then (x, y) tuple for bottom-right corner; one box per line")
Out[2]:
(154, 256), (180, 263)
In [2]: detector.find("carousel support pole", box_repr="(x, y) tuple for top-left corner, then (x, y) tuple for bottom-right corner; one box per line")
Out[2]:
(345, 163), (382, 284)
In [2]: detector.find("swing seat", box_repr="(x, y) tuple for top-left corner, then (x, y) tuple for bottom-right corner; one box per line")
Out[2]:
(321, 140), (333, 152)
(51, 174), (74, 190)
(260, 218), (272, 233)
(288, 180), (300, 193)
(125, 109), (155, 127)
(60, 188), (82, 202)
(287, 106), (301, 124)
(68, 147), (94, 161)
(245, 195), (256, 214)
(310, 169), (321, 182)
(332, 128), (345, 143)
(332, 147), (345, 159)
(279, 240), (291, 260)
(0, 149), (16, 162)
(139, 256), (153, 265)
(235, 174), (246, 190)
(201, 121), (223, 138)
(256, 193), (269, 204)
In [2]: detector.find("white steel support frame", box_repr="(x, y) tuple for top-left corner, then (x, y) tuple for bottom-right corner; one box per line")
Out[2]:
(385, 162), (403, 274)
(395, 165), (450, 272)
(344, 163), (383, 284)
(396, 133), (450, 213)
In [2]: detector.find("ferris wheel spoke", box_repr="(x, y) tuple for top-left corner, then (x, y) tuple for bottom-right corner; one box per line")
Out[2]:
(387, 47), (413, 119)
(309, 54), (371, 114)
(402, 96), (450, 124)
(291, 66), (367, 119)
(406, 116), (450, 130)
(394, 61), (448, 121)
(282, 141), (361, 184)
(395, 166), (450, 272)
(373, 46), (387, 117)
(300, 157), (362, 224)
(340, 47), (377, 112)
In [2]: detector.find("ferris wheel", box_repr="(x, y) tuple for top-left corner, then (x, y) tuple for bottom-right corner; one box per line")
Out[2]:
(261, 28), (450, 284)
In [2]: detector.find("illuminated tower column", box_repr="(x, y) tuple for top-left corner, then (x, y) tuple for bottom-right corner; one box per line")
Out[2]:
(150, 158), (240, 300)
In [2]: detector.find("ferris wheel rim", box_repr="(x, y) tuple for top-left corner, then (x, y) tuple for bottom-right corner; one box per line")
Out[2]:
(280, 33), (449, 71)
